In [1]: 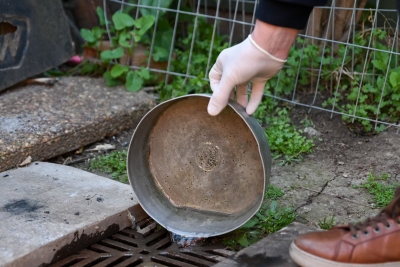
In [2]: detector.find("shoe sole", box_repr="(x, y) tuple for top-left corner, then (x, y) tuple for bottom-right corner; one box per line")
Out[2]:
(289, 242), (400, 267)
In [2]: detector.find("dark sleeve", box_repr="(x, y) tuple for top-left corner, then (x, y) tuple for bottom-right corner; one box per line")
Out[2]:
(397, 0), (400, 16)
(256, 0), (328, 30)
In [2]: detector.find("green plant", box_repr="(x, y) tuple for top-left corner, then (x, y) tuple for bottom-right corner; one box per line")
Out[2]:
(90, 150), (128, 183)
(264, 185), (285, 200)
(254, 98), (314, 165)
(318, 215), (335, 230)
(355, 172), (399, 207)
(322, 29), (400, 134)
(158, 18), (229, 100)
(222, 185), (295, 249)
(80, 7), (154, 91)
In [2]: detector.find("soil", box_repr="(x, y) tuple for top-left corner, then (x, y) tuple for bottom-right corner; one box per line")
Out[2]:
(48, 93), (400, 227)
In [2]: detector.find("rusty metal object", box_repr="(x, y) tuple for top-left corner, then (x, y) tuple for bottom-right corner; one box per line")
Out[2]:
(127, 94), (271, 237)
(148, 97), (264, 214)
(50, 218), (234, 267)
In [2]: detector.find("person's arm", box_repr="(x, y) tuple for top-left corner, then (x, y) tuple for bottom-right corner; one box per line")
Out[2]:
(207, 0), (328, 116)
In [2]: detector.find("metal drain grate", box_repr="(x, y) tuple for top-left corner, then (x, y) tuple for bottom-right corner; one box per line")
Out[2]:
(50, 219), (234, 267)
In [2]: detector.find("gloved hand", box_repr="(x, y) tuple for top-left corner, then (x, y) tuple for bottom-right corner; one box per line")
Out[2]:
(208, 34), (286, 116)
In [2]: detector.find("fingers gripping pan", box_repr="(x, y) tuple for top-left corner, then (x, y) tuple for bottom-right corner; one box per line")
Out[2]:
(127, 94), (271, 237)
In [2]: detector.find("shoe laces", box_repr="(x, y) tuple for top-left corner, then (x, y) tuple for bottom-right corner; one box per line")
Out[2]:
(348, 187), (400, 238)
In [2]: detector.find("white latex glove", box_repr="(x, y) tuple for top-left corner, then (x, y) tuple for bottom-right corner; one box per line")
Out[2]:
(208, 35), (286, 116)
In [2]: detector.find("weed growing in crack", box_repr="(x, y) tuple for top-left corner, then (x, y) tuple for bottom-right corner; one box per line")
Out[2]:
(221, 184), (295, 249)
(318, 215), (335, 230)
(254, 98), (315, 166)
(354, 172), (400, 207)
(90, 150), (128, 184)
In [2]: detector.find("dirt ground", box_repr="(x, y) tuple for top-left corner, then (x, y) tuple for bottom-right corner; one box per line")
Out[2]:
(49, 95), (400, 227)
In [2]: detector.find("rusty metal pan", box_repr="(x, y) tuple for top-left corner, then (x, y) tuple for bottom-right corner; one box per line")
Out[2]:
(127, 94), (271, 237)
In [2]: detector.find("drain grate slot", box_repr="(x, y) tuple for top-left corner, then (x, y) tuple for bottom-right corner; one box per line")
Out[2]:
(180, 252), (219, 263)
(50, 219), (233, 267)
(109, 234), (139, 247)
(158, 252), (216, 267)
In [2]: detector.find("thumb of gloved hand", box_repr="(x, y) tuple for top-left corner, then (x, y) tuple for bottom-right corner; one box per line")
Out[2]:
(208, 35), (286, 116)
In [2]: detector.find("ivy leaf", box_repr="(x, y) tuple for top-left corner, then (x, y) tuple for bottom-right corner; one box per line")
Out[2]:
(96, 7), (106, 26)
(126, 71), (144, 92)
(100, 47), (124, 61)
(112, 12), (135, 30)
(111, 64), (129, 78)
(103, 71), (123, 87)
(81, 28), (96, 43)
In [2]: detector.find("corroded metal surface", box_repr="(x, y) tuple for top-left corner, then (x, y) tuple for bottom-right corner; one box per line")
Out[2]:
(50, 219), (234, 267)
(127, 94), (271, 237)
(149, 97), (264, 215)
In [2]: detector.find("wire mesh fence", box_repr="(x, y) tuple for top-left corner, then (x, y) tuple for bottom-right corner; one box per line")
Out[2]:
(99, 0), (400, 133)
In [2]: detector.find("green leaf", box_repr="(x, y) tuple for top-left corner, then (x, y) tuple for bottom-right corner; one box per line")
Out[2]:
(372, 59), (387, 71)
(134, 15), (155, 36)
(112, 12), (135, 30)
(110, 64), (129, 78)
(139, 0), (173, 17)
(390, 72), (400, 88)
(80, 62), (96, 74)
(92, 26), (103, 40)
(237, 234), (249, 247)
(96, 7), (106, 26)
(126, 71), (144, 92)
(103, 71), (123, 87)
(100, 47), (124, 60)
(119, 32), (132, 48)
(137, 67), (150, 79)
(241, 219), (258, 229)
(152, 46), (168, 61)
(81, 28), (96, 43)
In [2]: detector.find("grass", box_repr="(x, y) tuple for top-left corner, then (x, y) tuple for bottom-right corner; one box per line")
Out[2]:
(222, 185), (295, 249)
(89, 150), (128, 184)
(318, 215), (335, 230)
(355, 172), (400, 208)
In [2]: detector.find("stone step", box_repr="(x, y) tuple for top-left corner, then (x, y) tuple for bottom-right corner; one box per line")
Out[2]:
(0, 162), (147, 267)
(0, 77), (155, 172)
(213, 223), (318, 267)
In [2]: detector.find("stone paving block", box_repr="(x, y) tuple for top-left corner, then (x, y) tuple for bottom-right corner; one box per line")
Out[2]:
(213, 223), (318, 267)
(0, 77), (155, 172)
(0, 162), (143, 267)
(0, 0), (75, 92)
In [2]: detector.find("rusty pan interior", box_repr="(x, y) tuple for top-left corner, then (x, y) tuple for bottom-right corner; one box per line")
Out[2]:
(127, 94), (271, 237)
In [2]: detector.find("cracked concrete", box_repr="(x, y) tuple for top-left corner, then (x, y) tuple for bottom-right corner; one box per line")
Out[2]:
(269, 126), (400, 226)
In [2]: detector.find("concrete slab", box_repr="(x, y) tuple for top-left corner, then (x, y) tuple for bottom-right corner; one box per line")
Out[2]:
(0, 77), (155, 172)
(213, 223), (318, 267)
(0, 162), (144, 267)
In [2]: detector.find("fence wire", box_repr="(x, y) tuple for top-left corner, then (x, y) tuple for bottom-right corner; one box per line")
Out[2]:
(103, 0), (400, 132)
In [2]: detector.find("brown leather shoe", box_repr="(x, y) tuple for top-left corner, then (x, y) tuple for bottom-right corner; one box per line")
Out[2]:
(289, 188), (400, 267)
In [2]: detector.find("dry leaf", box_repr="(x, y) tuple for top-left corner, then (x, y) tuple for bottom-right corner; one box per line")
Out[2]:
(75, 147), (84, 154)
(20, 156), (32, 167)
(86, 144), (115, 152)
